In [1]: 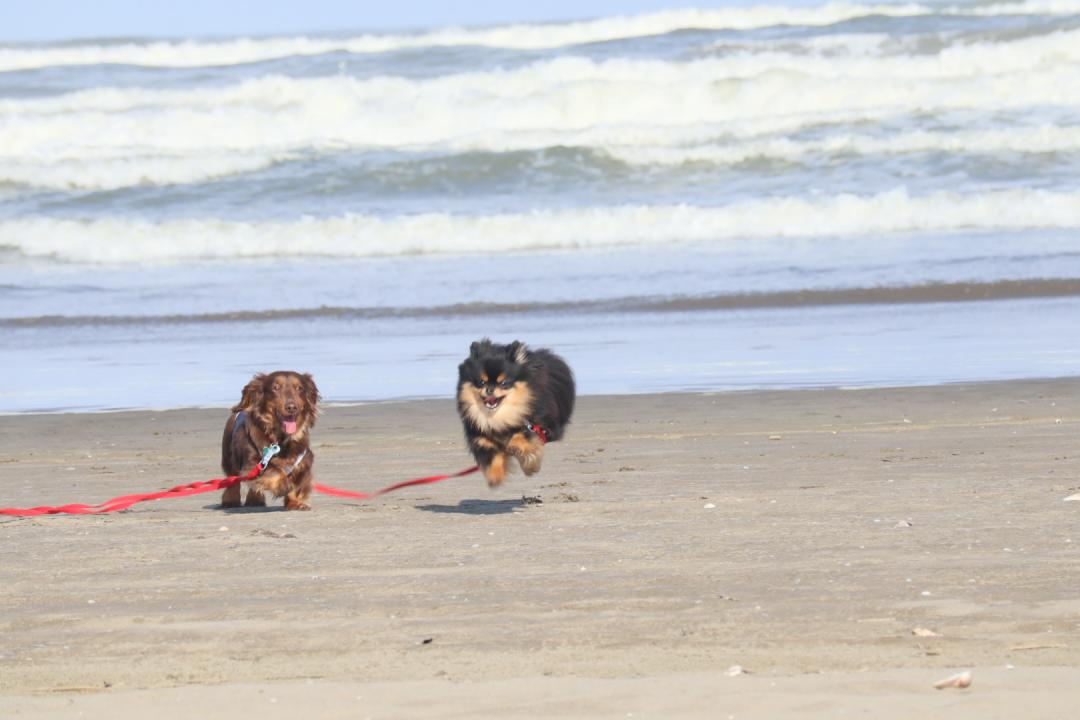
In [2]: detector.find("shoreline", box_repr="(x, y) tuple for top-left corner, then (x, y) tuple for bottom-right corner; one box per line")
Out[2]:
(10, 278), (1080, 330)
(9, 294), (1080, 415)
(5, 372), (1080, 417)
(3, 379), (1080, 717)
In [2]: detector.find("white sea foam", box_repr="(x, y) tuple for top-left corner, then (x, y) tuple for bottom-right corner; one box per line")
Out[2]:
(0, 153), (288, 191)
(1, 24), (1076, 191)
(5, 122), (1077, 192)
(1, 1), (1077, 71)
(967, 0), (1080, 14)
(4, 189), (1079, 264)
(0, 5), (928, 71)
(604, 125), (1080, 166)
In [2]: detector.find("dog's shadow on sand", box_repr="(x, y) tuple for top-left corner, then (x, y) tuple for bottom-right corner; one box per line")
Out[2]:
(415, 498), (525, 515)
(203, 500), (527, 515)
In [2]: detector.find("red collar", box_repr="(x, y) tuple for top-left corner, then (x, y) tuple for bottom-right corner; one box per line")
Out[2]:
(527, 423), (550, 444)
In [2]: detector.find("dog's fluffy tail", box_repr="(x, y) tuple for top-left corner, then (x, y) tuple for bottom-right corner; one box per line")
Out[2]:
(529, 348), (575, 441)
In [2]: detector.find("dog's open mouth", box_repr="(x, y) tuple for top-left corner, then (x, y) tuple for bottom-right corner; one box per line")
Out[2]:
(483, 395), (503, 411)
(281, 415), (298, 434)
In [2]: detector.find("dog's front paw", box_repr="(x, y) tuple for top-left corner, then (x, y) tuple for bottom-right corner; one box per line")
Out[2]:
(507, 432), (544, 476)
(284, 498), (311, 511)
(244, 490), (267, 507)
(518, 453), (542, 476)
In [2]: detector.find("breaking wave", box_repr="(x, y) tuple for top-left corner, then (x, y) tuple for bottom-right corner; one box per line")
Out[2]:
(4, 188), (1080, 264)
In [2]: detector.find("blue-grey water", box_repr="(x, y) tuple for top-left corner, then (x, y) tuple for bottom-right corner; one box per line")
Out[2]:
(2, 1), (1080, 412)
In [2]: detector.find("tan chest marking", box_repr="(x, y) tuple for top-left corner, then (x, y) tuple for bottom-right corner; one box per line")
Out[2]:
(459, 381), (533, 435)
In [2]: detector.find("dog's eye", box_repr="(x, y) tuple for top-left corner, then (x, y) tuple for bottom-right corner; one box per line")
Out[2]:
(473, 381), (484, 388)
(500, 380), (512, 389)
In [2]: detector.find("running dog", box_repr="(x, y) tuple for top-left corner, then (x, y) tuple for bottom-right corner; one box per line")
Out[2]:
(221, 371), (320, 510)
(457, 340), (575, 486)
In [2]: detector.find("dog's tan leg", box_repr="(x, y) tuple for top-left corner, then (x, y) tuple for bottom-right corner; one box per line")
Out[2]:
(284, 472), (313, 511)
(507, 432), (545, 476)
(484, 451), (508, 487)
(221, 483), (242, 508)
(255, 467), (289, 499)
(284, 492), (311, 511)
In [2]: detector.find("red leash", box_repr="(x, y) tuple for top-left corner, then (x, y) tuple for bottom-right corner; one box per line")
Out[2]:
(0, 421), (549, 517)
(0, 465), (265, 517)
(0, 465), (479, 517)
(313, 465), (479, 500)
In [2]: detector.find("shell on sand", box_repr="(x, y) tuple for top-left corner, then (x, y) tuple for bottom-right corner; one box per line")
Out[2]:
(933, 670), (972, 689)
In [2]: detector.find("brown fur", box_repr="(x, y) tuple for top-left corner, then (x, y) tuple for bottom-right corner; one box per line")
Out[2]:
(507, 431), (544, 476)
(220, 371), (320, 510)
(485, 451), (508, 486)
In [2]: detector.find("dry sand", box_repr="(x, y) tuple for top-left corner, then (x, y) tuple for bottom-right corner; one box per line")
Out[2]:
(2, 380), (1079, 718)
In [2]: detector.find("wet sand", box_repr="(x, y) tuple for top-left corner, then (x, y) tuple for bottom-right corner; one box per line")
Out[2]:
(2, 380), (1080, 717)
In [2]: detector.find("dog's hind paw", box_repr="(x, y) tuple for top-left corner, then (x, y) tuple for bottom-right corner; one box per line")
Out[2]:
(221, 484), (242, 508)
(483, 453), (508, 487)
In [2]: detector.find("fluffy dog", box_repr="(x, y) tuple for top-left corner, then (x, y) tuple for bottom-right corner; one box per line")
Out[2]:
(457, 339), (575, 486)
(221, 371), (320, 510)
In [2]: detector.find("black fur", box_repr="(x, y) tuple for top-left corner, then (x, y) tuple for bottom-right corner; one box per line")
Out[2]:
(456, 339), (575, 484)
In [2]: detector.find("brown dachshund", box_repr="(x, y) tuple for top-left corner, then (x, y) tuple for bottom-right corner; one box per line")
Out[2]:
(221, 371), (320, 510)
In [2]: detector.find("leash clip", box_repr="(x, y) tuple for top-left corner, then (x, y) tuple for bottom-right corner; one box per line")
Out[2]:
(526, 423), (550, 445)
(259, 443), (281, 469)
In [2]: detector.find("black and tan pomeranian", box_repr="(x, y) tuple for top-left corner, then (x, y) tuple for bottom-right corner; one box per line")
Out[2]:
(457, 339), (575, 486)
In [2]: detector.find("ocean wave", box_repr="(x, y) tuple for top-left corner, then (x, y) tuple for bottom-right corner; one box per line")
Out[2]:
(3, 189), (1079, 264)
(1, 30), (1076, 191)
(604, 125), (1080, 167)
(7, 278), (1080, 328)
(0, 152), (290, 191)
(4, 123), (1078, 193)
(0, 5), (932, 71)
(1, 1), (1077, 71)
(968, 0), (1080, 15)
(7, 26), (1078, 116)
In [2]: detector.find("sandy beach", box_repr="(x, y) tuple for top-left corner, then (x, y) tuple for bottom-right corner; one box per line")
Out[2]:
(4, 1), (1080, 716)
(1, 379), (1079, 717)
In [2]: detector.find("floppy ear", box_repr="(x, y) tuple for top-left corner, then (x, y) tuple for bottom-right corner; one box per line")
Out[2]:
(238, 373), (266, 410)
(301, 373), (320, 417)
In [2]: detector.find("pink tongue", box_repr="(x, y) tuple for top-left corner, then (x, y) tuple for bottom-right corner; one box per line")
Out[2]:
(283, 419), (297, 434)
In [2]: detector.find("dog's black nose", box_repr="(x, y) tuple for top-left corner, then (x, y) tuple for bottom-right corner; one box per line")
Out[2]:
(285, 402), (299, 414)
